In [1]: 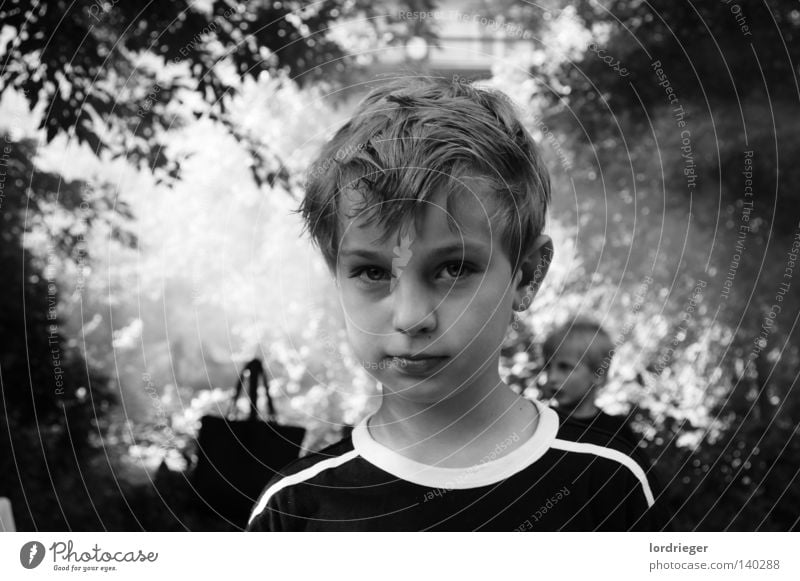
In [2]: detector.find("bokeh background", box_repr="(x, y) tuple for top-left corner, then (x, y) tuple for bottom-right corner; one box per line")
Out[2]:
(1, 0), (798, 531)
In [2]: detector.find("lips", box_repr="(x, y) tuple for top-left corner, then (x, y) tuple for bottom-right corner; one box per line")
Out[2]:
(386, 354), (449, 376)
(541, 385), (558, 397)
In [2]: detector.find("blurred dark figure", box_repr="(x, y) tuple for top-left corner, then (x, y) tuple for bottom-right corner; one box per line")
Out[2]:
(192, 358), (305, 528)
(233, 358), (275, 420)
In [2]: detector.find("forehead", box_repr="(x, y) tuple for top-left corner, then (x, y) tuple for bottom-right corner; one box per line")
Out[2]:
(337, 177), (503, 253)
(546, 334), (595, 362)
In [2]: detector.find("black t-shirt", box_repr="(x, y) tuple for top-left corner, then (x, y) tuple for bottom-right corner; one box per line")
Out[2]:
(554, 410), (640, 452)
(554, 408), (673, 530)
(247, 402), (660, 531)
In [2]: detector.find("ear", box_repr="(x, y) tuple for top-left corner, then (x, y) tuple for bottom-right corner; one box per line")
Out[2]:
(512, 235), (553, 312)
(591, 369), (609, 389)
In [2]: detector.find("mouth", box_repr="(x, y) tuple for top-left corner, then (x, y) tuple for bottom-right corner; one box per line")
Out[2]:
(386, 354), (449, 376)
(540, 385), (558, 398)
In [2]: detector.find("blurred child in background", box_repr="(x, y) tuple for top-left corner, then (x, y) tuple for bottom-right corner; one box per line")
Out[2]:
(540, 317), (638, 448)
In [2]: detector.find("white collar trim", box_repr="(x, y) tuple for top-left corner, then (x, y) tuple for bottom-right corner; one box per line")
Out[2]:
(352, 400), (559, 489)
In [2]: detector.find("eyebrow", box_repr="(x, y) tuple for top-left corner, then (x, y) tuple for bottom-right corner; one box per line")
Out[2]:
(338, 240), (491, 260)
(337, 249), (388, 261)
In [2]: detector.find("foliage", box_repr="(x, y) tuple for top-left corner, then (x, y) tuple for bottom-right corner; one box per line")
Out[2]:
(3, 1), (798, 532)
(0, 135), (133, 530)
(549, 1), (800, 122)
(0, 0), (438, 187)
(0, 0), (436, 531)
(490, 1), (800, 529)
(0, 0), (351, 186)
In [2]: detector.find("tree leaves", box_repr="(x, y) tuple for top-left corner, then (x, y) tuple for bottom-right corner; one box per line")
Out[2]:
(0, 0), (351, 186)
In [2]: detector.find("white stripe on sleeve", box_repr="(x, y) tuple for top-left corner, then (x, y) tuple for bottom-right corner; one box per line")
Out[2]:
(550, 438), (655, 507)
(247, 449), (360, 526)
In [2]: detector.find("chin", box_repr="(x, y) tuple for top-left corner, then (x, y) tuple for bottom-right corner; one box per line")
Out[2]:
(381, 376), (461, 405)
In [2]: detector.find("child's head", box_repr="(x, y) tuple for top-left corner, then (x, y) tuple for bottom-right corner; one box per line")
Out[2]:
(541, 318), (615, 416)
(300, 76), (553, 403)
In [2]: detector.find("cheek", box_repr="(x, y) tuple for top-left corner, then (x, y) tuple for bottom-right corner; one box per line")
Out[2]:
(446, 284), (512, 343)
(475, 280), (514, 329)
(343, 319), (378, 365)
(341, 301), (386, 358)
(340, 289), (383, 332)
(343, 312), (373, 344)
(565, 375), (589, 396)
(561, 377), (579, 392)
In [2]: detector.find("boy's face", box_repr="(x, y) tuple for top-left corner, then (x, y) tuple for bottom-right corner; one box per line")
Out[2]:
(334, 185), (540, 405)
(540, 336), (601, 411)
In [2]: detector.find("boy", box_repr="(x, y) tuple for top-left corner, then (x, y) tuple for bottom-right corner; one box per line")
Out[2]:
(540, 318), (639, 448)
(247, 77), (657, 531)
(540, 318), (670, 528)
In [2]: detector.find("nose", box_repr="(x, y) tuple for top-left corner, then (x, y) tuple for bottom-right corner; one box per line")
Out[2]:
(391, 274), (437, 336)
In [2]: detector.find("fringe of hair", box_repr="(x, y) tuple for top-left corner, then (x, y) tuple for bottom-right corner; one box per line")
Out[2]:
(298, 76), (551, 273)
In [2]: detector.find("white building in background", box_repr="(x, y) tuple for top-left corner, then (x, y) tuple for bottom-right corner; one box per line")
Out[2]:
(369, 0), (539, 80)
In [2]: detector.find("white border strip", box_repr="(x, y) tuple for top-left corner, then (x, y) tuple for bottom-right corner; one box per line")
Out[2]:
(550, 438), (655, 506)
(352, 401), (560, 490)
(247, 449), (360, 526)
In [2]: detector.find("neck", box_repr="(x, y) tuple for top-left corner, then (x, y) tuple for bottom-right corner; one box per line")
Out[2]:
(370, 371), (538, 467)
(563, 400), (600, 420)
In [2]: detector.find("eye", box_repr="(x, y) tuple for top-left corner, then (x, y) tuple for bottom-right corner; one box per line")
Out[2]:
(440, 261), (475, 280)
(350, 266), (390, 285)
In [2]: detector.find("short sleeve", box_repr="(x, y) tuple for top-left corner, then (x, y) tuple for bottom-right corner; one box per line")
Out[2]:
(246, 477), (290, 531)
(246, 502), (281, 532)
(591, 460), (657, 531)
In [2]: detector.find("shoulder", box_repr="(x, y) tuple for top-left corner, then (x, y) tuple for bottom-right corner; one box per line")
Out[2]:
(279, 435), (357, 477)
(541, 422), (659, 530)
(557, 412), (640, 451)
(555, 410), (654, 471)
(554, 412), (674, 530)
(246, 435), (359, 530)
(550, 417), (655, 509)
